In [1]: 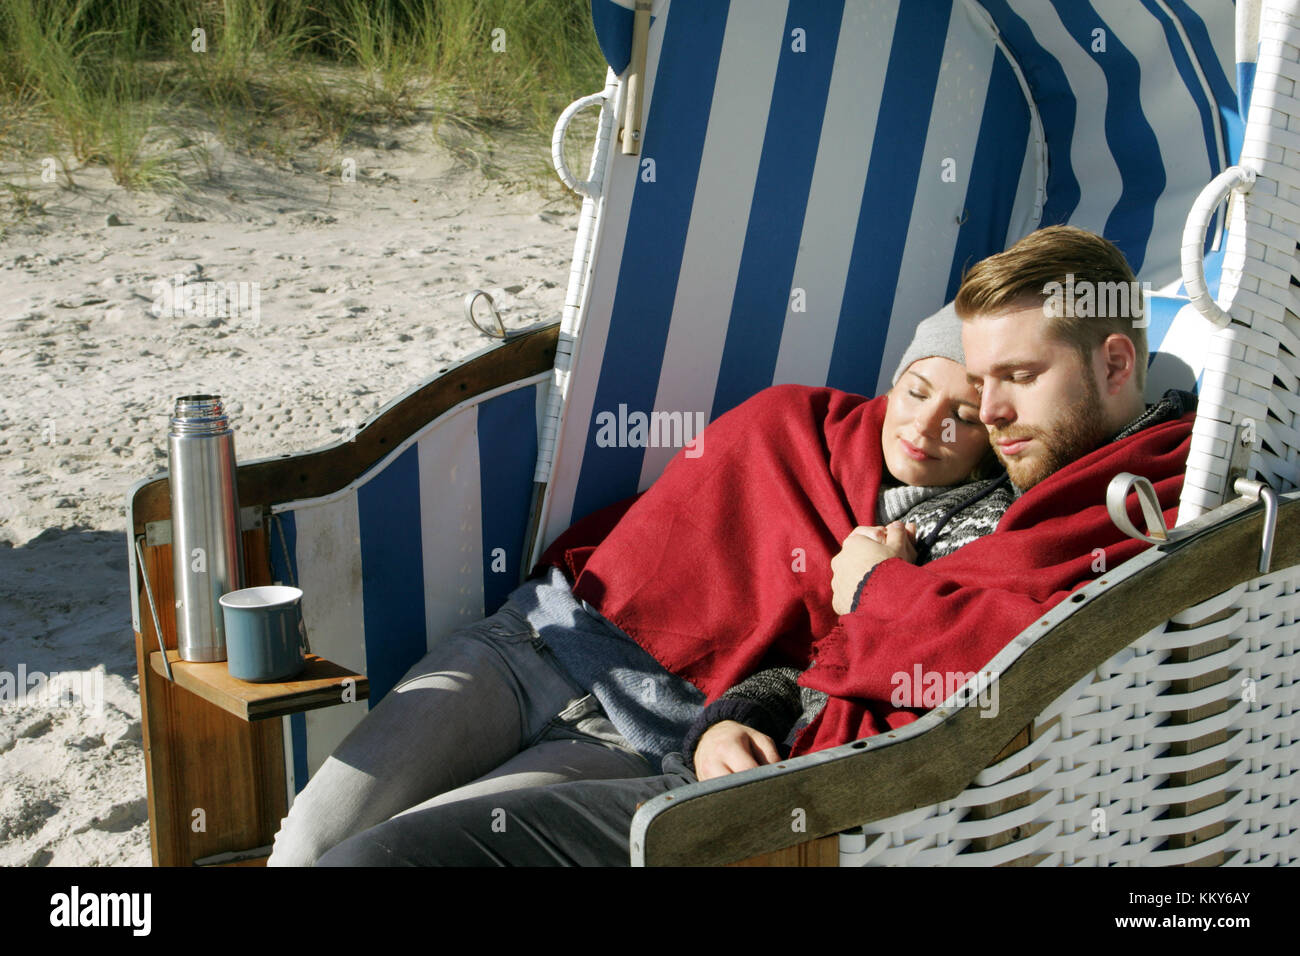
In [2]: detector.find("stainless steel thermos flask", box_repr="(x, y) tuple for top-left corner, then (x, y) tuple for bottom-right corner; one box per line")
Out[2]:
(167, 395), (245, 661)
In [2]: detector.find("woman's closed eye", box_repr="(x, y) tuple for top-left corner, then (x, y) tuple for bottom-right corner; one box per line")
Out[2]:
(906, 377), (980, 427)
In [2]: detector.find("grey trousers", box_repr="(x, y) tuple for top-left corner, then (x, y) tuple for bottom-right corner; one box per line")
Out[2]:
(315, 754), (697, 866)
(267, 600), (664, 867)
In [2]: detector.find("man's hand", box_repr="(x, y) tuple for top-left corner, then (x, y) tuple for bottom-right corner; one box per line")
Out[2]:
(693, 720), (780, 780)
(830, 521), (918, 614)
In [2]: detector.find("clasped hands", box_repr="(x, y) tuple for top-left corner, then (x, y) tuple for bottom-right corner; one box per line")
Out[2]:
(829, 520), (917, 615)
(694, 521), (918, 780)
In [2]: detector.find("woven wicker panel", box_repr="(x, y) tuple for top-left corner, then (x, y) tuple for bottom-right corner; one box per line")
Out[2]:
(841, 566), (1300, 866)
(1180, 1), (1300, 520)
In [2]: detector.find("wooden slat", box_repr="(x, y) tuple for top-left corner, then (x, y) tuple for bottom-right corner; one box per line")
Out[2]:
(1160, 608), (1234, 866)
(634, 492), (1300, 866)
(194, 846), (272, 866)
(128, 324), (558, 529)
(963, 726), (1036, 860)
(725, 835), (839, 867)
(134, 543), (174, 867)
(149, 652), (368, 722)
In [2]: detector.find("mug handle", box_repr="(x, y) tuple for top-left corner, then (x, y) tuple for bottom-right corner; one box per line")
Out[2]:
(298, 616), (312, 656)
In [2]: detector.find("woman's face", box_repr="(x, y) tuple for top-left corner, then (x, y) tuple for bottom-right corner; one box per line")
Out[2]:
(880, 356), (989, 486)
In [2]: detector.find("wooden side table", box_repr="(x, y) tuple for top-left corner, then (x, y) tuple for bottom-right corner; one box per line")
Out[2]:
(149, 652), (368, 722)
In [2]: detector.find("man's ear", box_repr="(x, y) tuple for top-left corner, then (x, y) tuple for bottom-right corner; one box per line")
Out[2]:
(1098, 333), (1137, 396)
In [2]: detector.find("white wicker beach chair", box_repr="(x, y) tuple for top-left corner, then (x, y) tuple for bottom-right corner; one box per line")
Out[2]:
(125, 0), (1298, 866)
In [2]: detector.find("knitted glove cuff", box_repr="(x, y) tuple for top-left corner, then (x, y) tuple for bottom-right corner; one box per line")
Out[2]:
(681, 698), (778, 763)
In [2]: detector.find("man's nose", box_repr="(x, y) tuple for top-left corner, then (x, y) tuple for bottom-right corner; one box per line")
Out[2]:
(979, 382), (1013, 427)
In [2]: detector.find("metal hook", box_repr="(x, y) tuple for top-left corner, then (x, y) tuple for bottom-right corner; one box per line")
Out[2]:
(1106, 473), (1171, 545)
(135, 535), (174, 681)
(1222, 418), (1258, 505)
(464, 290), (507, 339)
(1233, 478), (1277, 574)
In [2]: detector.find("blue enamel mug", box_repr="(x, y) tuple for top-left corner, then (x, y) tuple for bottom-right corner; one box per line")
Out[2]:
(218, 586), (307, 682)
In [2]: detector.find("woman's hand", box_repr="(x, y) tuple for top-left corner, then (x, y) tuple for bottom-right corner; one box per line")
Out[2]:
(693, 720), (780, 780)
(830, 522), (918, 614)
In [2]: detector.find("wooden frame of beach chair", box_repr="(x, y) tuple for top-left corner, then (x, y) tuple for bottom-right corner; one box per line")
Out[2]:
(125, 0), (1299, 866)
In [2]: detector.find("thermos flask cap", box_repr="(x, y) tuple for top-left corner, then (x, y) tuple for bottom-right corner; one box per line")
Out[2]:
(170, 395), (231, 436)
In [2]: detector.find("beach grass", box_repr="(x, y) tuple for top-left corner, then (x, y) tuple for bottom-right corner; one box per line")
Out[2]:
(0, 0), (606, 193)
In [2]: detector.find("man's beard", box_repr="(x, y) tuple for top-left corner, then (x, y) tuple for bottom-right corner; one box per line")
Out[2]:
(990, 373), (1109, 489)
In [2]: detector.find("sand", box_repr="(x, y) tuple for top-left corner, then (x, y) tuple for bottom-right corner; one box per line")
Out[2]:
(0, 121), (582, 866)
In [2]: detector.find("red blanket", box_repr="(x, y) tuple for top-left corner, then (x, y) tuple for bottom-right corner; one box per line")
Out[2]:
(539, 385), (888, 697)
(538, 384), (1194, 758)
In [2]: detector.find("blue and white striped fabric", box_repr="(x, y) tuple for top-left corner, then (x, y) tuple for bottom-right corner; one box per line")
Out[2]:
(1236, 0), (1262, 116)
(539, 0), (1243, 547)
(268, 375), (548, 793)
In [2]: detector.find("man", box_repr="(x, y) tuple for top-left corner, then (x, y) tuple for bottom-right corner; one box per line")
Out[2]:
(316, 225), (1196, 864)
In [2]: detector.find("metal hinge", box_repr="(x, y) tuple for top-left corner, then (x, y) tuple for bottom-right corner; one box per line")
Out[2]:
(145, 505), (264, 547)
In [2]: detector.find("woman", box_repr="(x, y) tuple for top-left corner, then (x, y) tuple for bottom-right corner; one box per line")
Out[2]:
(692, 338), (1011, 780)
(268, 303), (1010, 866)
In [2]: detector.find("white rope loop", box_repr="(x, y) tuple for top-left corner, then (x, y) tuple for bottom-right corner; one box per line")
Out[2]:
(1181, 164), (1257, 329)
(552, 92), (609, 198)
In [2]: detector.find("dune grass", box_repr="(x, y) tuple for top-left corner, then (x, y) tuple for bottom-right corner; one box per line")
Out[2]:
(0, 0), (607, 195)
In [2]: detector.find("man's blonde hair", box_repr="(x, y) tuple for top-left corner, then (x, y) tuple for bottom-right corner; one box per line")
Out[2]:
(953, 225), (1147, 392)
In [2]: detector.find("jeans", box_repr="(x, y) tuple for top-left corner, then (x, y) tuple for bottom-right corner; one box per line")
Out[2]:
(314, 753), (697, 866)
(266, 598), (656, 866)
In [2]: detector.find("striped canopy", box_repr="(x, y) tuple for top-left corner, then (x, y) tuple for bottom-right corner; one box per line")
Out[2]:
(541, 0), (1244, 545)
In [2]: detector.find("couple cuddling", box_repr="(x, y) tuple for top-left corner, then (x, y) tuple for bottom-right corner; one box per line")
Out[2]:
(268, 225), (1197, 866)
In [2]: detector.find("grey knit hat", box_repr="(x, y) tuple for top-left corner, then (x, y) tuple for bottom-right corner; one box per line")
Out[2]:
(892, 301), (965, 385)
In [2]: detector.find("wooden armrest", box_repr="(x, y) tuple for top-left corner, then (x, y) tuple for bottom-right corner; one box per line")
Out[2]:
(632, 489), (1300, 866)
